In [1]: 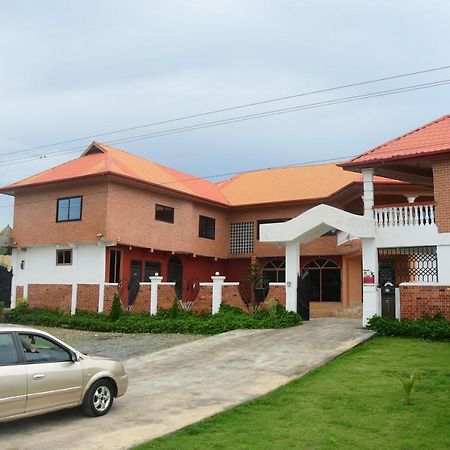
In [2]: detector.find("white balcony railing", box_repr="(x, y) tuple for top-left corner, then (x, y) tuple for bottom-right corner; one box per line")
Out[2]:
(374, 203), (436, 228)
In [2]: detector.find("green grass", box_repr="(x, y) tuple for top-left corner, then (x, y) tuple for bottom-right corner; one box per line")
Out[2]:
(135, 337), (450, 450)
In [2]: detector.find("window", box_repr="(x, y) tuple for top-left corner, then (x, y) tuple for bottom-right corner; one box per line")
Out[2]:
(130, 260), (144, 282)
(199, 215), (215, 240)
(304, 258), (341, 302)
(256, 218), (290, 240)
(230, 222), (254, 254)
(19, 333), (72, 363)
(263, 259), (286, 282)
(144, 261), (162, 281)
(56, 196), (82, 222)
(155, 204), (174, 223)
(56, 249), (72, 265)
(108, 249), (122, 283)
(0, 333), (19, 365)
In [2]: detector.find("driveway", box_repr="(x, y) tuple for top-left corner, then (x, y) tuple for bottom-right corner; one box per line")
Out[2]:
(1, 318), (374, 450)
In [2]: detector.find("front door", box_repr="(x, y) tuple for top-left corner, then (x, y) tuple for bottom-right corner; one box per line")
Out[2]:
(18, 333), (83, 413)
(0, 332), (27, 419)
(168, 257), (183, 300)
(0, 266), (12, 307)
(379, 259), (396, 318)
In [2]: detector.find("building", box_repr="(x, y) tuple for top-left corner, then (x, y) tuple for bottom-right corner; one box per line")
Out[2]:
(261, 114), (450, 324)
(0, 133), (434, 318)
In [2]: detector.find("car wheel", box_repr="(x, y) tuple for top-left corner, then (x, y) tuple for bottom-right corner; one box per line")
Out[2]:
(82, 379), (114, 417)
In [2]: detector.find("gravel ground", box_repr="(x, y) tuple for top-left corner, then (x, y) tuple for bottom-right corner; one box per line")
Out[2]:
(35, 326), (203, 361)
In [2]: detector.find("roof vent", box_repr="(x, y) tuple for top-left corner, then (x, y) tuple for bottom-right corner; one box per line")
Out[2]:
(83, 143), (105, 156)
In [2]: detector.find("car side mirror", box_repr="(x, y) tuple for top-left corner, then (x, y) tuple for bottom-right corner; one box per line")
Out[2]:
(70, 351), (79, 363)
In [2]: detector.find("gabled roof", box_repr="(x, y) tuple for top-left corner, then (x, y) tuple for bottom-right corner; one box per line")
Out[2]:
(1, 142), (404, 208)
(218, 163), (401, 206)
(1, 142), (230, 205)
(342, 114), (450, 169)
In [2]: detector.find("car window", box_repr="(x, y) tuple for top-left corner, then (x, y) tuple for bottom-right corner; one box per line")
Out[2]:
(0, 333), (20, 365)
(19, 333), (72, 364)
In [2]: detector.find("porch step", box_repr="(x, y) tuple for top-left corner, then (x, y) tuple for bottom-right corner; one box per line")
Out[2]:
(309, 303), (362, 318)
(331, 304), (363, 319)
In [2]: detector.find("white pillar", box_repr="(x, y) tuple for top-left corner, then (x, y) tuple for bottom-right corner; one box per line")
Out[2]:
(71, 283), (77, 315)
(285, 240), (300, 312)
(361, 237), (379, 326)
(10, 249), (18, 308)
(150, 276), (163, 315)
(362, 168), (374, 217)
(98, 283), (105, 313)
(211, 274), (225, 314)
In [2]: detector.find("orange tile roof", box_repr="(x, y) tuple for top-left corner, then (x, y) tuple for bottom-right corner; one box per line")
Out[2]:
(342, 114), (450, 168)
(1, 142), (230, 205)
(1, 142), (402, 207)
(217, 163), (400, 206)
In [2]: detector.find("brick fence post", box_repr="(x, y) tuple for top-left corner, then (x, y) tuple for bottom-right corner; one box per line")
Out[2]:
(150, 275), (163, 315)
(211, 273), (226, 314)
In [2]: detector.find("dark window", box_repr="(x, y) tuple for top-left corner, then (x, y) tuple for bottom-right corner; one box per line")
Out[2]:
(109, 249), (122, 283)
(56, 249), (72, 265)
(56, 196), (82, 222)
(257, 218), (290, 240)
(199, 215), (215, 240)
(155, 204), (174, 223)
(304, 258), (341, 302)
(0, 333), (19, 365)
(263, 259), (286, 283)
(144, 261), (162, 281)
(130, 259), (144, 282)
(19, 333), (72, 364)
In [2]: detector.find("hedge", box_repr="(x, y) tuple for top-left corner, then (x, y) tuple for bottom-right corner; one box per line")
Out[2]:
(366, 315), (450, 341)
(4, 303), (302, 335)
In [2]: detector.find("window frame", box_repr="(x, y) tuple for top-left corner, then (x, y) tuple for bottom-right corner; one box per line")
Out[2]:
(199, 215), (216, 240)
(56, 196), (83, 223)
(108, 249), (122, 283)
(0, 332), (21, 366)
(56, 249), (72, 266)
(155, 204), (175, 224)
(18, 332), (74, 365)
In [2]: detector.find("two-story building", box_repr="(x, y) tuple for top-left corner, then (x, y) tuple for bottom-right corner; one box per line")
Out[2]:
(0, 131), (435, 318)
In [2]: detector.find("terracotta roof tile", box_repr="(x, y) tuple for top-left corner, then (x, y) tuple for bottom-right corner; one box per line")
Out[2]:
(342, 114), (450, 168)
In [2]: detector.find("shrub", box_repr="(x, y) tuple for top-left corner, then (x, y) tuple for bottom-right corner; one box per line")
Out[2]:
(108, 293), (122, 322)
(5, 303), (302, 335)
(367, 315), (450, 341)
(15, 297), (28, 313)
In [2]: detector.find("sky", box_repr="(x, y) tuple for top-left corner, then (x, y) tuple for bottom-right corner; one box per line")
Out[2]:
(1, 0), (449, 228)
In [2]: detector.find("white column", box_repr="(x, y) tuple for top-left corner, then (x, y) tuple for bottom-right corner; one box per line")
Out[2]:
(361, 237), (379, 326)
(98, 283), (105, 313)
(285, 240), (300, 312)
(10, 250), (18, 308)
(150, 276), (163, 315)
(437, 245), (450, 283)
(71, 283), (77, 315)
(211, 274), (225, 314)
(395, 287), (400, 319)
(362, 168), (374, 217)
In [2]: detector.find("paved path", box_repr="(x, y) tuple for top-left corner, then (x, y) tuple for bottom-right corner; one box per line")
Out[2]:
(1, 318), (375, 450)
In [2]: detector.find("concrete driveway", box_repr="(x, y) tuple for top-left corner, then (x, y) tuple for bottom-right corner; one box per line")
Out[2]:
(1, 318), (374, 450)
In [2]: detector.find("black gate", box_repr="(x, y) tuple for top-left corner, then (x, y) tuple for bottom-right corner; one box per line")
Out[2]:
(297, 270), (310, 321)
(0, 266), (12, 308)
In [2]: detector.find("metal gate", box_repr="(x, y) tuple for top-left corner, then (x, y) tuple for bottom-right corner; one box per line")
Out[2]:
(297, 270), (310, 321)
(0, 266), (12, 307)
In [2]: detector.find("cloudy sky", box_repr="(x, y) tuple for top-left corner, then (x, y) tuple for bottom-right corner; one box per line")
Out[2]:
(0, 0), (449, 227)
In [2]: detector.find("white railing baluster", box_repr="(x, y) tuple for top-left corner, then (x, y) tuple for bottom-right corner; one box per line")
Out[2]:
(373, 202), (435, 228)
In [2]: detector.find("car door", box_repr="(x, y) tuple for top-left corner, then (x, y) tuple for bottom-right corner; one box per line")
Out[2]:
(0, 332), (27, 419)
(19, 333), (83, 414)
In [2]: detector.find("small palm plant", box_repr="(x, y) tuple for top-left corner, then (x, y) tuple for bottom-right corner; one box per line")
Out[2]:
(398, 372), (420, 405)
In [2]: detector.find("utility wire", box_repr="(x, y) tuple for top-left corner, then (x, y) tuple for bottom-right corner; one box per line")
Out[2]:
(1, 77), (449, 167)
(2, 64), (450, 158)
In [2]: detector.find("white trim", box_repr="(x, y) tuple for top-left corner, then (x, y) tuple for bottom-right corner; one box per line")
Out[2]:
(70, 283), (77, 315)
(269, 282), (286, 287)
(160, 282), (176, 286)
(98, 283), (105, 313)
(199, 282), (213, 287)
(400, 282), (450, 287)
(223, 282), (240, 286)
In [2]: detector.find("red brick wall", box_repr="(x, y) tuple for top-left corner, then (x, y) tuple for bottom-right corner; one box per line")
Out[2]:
(16, 286), (24, 300)
(432, 159), (450, 233)
(400, 284), (450, 320)
(28, 284), (72, 312)
(222, 284), (248, 310)
(132, 284), (151, 312)
(76, 284), (99, 312)
(192, 285), (212, 313)
(157, 284), (177, 309)
(103, 284), (119, 313)
(265, 285), (286, 307)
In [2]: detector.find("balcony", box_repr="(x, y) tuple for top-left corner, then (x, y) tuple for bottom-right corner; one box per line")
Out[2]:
(373, 202), (436, 228)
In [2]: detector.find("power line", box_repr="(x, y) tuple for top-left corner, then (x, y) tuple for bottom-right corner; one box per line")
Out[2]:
(2, 64), (450, 158)
(1, 77), (449, 168)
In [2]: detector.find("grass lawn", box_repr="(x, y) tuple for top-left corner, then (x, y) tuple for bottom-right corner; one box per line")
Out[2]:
(135, 337), (450, 450)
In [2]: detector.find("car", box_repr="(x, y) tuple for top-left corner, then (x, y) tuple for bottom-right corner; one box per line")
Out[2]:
(0, 324), (128, 422)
